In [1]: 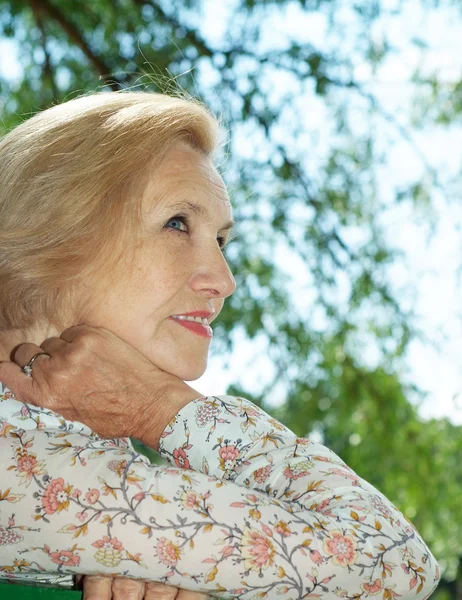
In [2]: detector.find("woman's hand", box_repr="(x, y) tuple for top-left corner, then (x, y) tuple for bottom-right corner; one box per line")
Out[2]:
(0, 325), (202, 449)
(78, 574), (209, 599)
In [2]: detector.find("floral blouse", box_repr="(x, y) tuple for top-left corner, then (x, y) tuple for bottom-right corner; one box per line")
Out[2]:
(0, 381), (441, 599)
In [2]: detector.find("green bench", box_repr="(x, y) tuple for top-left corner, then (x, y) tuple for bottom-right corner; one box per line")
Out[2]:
(0, 581), (81, 598)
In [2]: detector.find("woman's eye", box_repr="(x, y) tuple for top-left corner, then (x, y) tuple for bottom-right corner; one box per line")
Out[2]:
(165, 216), (228, 252)
(166, 216), (188, 233)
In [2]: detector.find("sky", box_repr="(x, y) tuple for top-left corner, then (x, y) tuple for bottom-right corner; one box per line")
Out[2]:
(192, 0), (462, 426)
(0, 0), (461, 426)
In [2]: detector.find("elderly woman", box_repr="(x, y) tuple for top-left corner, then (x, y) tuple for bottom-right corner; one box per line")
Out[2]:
(0, 91), (440, 600)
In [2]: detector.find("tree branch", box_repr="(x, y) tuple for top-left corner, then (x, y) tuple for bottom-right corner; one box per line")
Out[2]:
(131, 0), (214, 58)
(30, 4), (59, 100)
(28, 0), (123, 91)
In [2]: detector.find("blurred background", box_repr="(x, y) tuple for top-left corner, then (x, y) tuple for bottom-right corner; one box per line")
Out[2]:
(0, 0), (461, 596)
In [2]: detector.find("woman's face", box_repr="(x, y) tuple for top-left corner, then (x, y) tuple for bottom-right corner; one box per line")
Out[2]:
(77, 141), (236, 381)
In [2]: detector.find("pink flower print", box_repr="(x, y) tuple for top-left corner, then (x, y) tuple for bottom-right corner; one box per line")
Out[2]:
(19, 405), (31, 419)
(42, 478), (72, 514)
(92, 536), (123, 567)
(283, 459), (311, 480)
(0, 527), (23, 545)
(72, 489), (82, 499)
(107, 459), (128, 477)
(361, 578), (384, 595)
(370, 494), (393, 520)
(76, 511), (89, 522)
(15, 449), (46, 486)
(323, 530), (358, 567)
(180, 490), (198, 510)
(164, 468), (182, 476)
(306, 497), (333, 519)
(274, 521), (291, 537)
(195, 401), (220, 428)
(252, 463), (272, 484)
(243, 406), (261, 418)
(49, 549), (81, 567)
(0, 418), (14, 437)
(295, 437), (311, 446)
(240, 526), (275, 573)
(85, 489), (100, 505)
(309, 549), (324, 565)
(218, 445), (240, 472)
(330, 467), (360, 485)
(172, 448), (190, 470)
(156, 536), (182, 567)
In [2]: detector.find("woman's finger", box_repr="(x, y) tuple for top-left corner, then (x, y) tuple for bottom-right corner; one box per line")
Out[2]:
(143, 582), (179, 599)
(111, 577), (146, 599)
(40, 336), (70, 354)
(11, 342), (51, 369)
(0, 343), (44, 403)
(79, 575), (209, 600)
(0, 336), (71, 409)
(82, 575), (113, 600)
(142, 582), (209, 600)
(0, 336), (72, 407)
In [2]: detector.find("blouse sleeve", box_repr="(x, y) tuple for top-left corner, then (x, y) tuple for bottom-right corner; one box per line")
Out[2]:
(0, 392), (441, 599)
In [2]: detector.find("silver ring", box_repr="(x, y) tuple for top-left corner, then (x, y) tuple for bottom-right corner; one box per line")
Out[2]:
(21, 352), (50, 377)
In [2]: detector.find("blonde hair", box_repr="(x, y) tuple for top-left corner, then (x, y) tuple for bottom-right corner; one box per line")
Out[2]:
(0, 90), (220, 331)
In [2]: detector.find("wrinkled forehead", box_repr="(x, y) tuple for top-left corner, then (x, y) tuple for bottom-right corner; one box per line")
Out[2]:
(161, 143), (228, 195)
(141, 142), (232, 217)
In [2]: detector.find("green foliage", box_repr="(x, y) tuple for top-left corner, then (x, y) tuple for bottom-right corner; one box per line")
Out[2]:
(0, 0), (460, 588)
(130, 437), (167, 466)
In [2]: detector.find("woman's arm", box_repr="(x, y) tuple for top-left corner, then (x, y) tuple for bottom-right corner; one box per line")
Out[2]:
(0, 387), (440, 599)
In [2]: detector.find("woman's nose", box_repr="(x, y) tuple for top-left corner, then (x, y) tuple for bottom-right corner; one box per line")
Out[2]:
(189, 246), (236, 299)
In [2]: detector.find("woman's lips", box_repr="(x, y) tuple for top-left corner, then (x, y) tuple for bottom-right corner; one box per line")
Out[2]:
(169, 317), (213, 339)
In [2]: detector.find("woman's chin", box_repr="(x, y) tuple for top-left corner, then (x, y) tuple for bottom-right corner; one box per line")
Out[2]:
(160, 369), (204, 382)
(150, 353), (207, 383)
(173, 363), (207, 382)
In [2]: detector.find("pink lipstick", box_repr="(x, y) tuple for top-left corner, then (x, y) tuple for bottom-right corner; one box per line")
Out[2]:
(169, 311), (214, 339)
